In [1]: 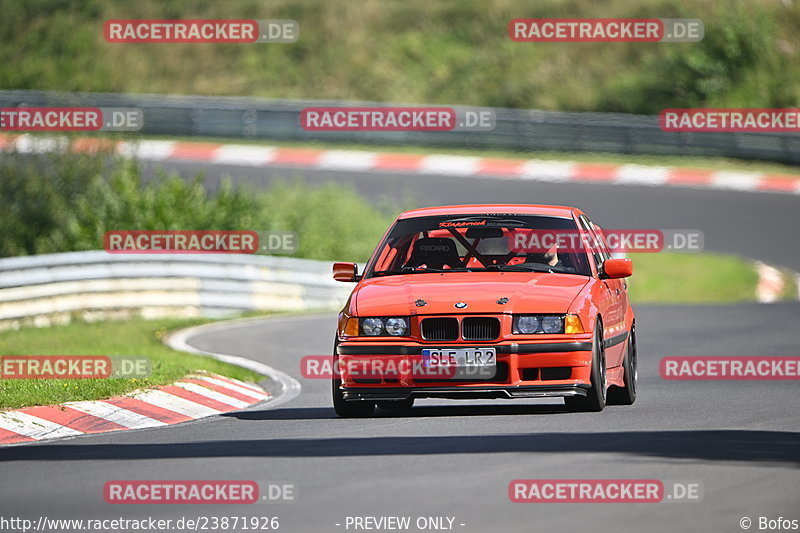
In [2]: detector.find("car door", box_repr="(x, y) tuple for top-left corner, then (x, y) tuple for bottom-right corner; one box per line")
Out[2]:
(579, 215), (626, 368)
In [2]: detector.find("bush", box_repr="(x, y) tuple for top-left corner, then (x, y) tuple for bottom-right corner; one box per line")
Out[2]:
(599, 3), (797, 112)
(0, 149), (395, 262)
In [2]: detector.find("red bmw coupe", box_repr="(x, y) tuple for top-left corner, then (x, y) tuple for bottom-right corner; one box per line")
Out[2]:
(332, 204), (636, 417)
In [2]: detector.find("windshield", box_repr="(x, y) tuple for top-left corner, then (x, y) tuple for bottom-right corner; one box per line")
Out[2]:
(365, 214), (592, 278)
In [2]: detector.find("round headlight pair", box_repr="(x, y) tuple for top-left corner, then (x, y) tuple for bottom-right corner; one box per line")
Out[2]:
(514, 315), (564, 334)
(361, 317), (408, 336)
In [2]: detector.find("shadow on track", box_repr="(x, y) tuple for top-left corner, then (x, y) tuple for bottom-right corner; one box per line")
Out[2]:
(3, 429), (798, 465)
(223, 404), (568, 420)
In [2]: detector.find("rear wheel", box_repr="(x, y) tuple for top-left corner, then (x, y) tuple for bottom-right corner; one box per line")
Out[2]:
(565, 325), (606, 412)
(607, 324), (637, 405)
(376, 398), (415, 410)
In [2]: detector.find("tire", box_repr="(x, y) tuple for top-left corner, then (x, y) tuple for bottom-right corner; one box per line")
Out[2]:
(332, 376), (376, 418)
(376, 398), (415, 410)
(565, 324), (606, 412)
(607, 324), (637, 405)
(331, 341), (376, 417)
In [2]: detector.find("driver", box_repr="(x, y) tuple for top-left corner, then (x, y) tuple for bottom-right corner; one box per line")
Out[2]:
(526, 242), (563, 268)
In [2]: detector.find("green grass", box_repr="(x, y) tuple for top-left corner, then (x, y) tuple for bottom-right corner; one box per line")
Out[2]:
(2, 0), (798, 115)
(629, 252), (760, 304)
(0, 318), (264, 410)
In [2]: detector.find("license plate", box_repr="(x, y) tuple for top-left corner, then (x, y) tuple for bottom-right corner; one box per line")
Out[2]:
(421, 348), (497, 367)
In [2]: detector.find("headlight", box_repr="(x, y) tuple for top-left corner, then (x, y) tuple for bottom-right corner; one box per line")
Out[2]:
(513, 315), (570, 334)
(359, 317), (409, 336)
(384, 317), (408, 336)
(361, 318), (384, 336)
(541, 316), (563, 334)
(515, 315), (540, 334)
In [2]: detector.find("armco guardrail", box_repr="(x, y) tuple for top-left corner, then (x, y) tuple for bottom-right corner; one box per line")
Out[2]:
(1, 90), (798, 164)
(0, 251), (351, 330)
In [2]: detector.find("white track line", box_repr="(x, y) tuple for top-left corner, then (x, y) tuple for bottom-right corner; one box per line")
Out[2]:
(520, 160), (575, 181)
(0, 411), (83, 440)
(317, 150), (377, 170)
(212, 145), (276, 165)
(166, 315), (302, 409)
(195, 376), (270, 401)
(173, 381), (251, 409)
(13, 135), (68, 154)
(419, 155), (481, 176)
(756, 261), (785, 303)
(130, 389), (221, 418)
(616, 165), (670, 186)
(117, 140), (176, 160)
(711, 171), (761, 191)
(214, 374), (272, 397)
(66, 401), (166, 429)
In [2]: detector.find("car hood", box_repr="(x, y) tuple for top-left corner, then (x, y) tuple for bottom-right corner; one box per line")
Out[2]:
(353, 272), (589, 316)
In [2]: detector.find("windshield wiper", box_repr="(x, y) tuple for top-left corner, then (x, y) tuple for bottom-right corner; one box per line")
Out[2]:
(401, 266), (470, 273)
(480, 264), (555, 273)
(371, 266), (469, 277)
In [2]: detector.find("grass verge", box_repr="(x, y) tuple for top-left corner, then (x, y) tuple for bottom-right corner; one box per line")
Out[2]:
(0, 317), (264, 410)
(629, 252), (760, 304)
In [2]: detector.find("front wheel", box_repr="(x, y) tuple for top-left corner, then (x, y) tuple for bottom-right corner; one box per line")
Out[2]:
(332, 377), (376, 417)
(565, 325), (606, 412)
(331, 343), (375, 418)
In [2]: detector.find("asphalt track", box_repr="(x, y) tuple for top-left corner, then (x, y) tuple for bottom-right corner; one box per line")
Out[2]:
(1, 160), (798, 533)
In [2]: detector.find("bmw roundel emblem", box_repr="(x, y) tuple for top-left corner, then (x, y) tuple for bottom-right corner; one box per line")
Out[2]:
(454, 302), (468, 309)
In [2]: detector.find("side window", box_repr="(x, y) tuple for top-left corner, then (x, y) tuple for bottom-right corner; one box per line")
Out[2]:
(590, 222), (628, 289)
(578, 215), (605, 276)
(588, 221), (613, 263)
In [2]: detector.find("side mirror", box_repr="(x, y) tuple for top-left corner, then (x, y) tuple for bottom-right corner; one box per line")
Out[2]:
(333, 262), (360, 282)
(602, 258), (633, 279)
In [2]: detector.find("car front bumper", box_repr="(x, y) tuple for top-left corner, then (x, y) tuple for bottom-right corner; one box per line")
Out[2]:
(341, 384), (590, 401)
(336, 338), (594, 400)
